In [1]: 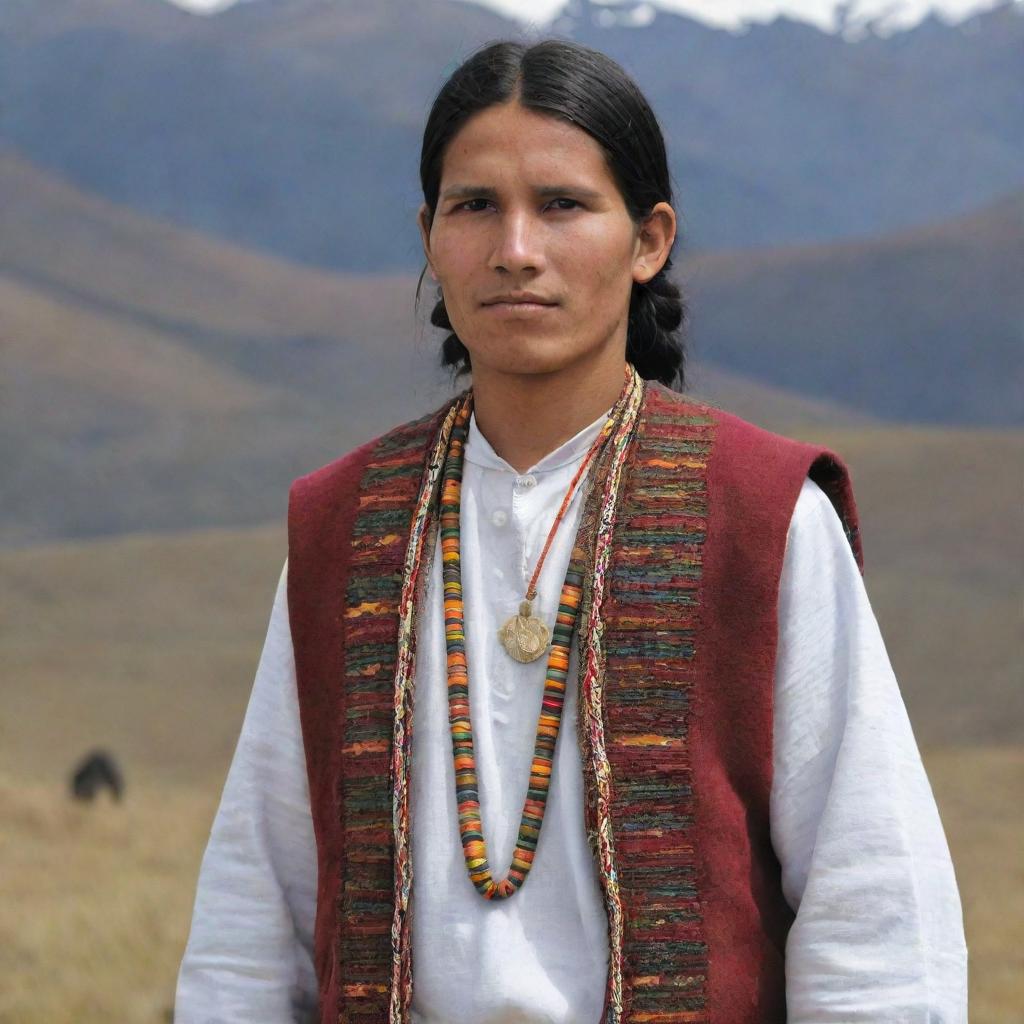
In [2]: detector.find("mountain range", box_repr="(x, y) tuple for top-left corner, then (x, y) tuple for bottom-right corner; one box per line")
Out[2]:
(0, 0), (1021, 551)
(1, 146), (1020, 547)
(2, 0), (1021, 266)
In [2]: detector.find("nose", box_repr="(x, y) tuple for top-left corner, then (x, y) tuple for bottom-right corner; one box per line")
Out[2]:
(488, 209), (545, 276)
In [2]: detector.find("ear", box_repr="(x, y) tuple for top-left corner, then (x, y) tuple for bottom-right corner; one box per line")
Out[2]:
(417, 203), (437, 280)
(632, 202), (676, 285)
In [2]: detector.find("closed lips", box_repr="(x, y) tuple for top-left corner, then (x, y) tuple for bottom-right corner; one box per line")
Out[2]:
(483, 293), (556, 305)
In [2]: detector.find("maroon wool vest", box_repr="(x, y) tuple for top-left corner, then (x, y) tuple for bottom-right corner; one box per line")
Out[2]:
(287, 381), (864, 1023)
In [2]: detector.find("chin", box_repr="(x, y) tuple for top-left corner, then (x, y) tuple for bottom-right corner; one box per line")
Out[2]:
(469, 339), (595, 379)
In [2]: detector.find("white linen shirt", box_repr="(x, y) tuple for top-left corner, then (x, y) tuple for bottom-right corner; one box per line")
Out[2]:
(175, 404), (968, 1023)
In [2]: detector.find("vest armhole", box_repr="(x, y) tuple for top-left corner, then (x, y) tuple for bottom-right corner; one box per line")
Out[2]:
(807, 451), (864, 574)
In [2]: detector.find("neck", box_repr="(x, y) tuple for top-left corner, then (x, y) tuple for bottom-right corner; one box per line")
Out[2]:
(470, 354), (630, 475)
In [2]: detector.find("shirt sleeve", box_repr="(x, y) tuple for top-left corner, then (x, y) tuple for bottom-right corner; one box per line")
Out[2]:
(174, 558), (320, 1024)
(771, 477), (969, 1022)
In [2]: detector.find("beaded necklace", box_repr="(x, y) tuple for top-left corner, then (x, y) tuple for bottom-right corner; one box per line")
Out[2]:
(438, 364), (642, 899)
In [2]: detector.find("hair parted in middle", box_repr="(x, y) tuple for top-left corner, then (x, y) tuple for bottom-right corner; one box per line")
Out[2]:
(416, 37), (689, 391)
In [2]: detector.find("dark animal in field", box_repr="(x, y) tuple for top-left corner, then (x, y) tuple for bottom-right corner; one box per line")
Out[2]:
(70, 749), (124, 802)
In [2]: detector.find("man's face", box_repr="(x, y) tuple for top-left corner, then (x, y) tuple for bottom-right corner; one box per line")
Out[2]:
(418, 100), (654, 380)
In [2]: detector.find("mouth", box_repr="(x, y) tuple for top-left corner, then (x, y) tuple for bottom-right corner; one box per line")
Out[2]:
(481, 301), (561, 317)
(482, 291), (558, 308)
(481, 293), (559, 316)
(483, 300), (557, 313)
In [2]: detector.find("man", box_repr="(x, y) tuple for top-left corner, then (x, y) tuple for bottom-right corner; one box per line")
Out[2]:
(176, 39), (967, 1023)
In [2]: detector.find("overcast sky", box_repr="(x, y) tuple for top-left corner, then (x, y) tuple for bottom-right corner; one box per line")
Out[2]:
(165, 0), (1012, 36)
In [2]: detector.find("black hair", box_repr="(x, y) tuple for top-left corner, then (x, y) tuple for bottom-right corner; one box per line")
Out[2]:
(416, 38), (688, 390)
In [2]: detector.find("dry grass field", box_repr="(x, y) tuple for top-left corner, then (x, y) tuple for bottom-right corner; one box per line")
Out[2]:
(1, 423), (1021, 1022)
(0, 779), (216, 1023)
(0, 752), (1020, 1024)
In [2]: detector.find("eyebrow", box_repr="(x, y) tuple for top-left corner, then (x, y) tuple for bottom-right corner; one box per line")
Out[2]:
(440, 184), (605, 202)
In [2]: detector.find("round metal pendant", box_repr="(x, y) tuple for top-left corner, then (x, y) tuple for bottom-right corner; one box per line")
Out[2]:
(497, 600), (551, 663)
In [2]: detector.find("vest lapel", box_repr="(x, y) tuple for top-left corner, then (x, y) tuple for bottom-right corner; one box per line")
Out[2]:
(335, 400), (459, 1020)
(336, 381), (717, 1023)
(577, 381), (717, 1022)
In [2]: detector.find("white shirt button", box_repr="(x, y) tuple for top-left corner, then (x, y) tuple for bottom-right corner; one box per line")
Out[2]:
(491, 509), (508, 527)
(515, 474), (537, 488)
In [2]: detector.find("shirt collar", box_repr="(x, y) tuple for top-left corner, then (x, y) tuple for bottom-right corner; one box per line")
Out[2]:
(464, 403), (614, 474)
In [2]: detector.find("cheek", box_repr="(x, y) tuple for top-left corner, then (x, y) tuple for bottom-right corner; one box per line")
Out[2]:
(568, 253), (631, 313)
(429, 230), (471, 280)
(560, 224), (634, 286)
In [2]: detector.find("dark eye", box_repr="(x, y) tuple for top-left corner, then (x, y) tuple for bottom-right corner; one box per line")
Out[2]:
(457, 198), (491, 212)
(549, 198), (580, 210)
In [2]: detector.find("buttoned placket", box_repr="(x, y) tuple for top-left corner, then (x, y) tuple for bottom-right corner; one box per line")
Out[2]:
(462, 409), (613, 708)
(464, 410), (613, 589)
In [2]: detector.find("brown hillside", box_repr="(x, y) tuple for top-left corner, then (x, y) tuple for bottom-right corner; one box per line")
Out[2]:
(0, 424), (1021, 1018)
(0, 426), (1019, 790)
(684, 186), (1024, 424)
(1, 150), (881, 546)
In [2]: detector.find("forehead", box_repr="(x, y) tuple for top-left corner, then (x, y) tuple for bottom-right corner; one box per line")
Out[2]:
(440, 101), (615, 189)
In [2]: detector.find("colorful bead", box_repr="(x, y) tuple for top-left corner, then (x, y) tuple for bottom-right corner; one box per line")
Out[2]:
(439, 365), (644, 899)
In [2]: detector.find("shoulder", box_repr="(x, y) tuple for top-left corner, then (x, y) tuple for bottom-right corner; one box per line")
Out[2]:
(649, 383), (840, 492)
(648, 383), (864, 572)
(788, 477), (856, 555)
(288, 396), (459, 512)
(646, 382), (832, 465)
(288, 433), (379, 515)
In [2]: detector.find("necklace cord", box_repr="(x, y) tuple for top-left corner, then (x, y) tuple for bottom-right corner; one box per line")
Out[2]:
(520, 363), (638, 601)
(438, 361), (644, 899)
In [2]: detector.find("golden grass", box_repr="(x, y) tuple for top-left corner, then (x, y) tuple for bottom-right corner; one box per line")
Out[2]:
(1, 422), (1020, 1019)
(0, 777), (218, 1023)
(0, 523), (286, 788)
(0, 751), (1019, 1022)
(924, 747), (1024, 1023)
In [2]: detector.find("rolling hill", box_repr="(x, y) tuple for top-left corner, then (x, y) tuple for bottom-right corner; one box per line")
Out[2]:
(21, 148), (1008, 546)
(1, 0), (1020, 267)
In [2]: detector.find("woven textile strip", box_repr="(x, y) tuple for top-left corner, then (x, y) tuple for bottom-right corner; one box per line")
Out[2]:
(337, 401), (457, 1021)
(388, 399), (463, 1019)
(577, 382), (717, 1024)
(336, 378), (715, 1022)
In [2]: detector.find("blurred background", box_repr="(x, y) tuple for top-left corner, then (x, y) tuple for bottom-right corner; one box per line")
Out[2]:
(0, 0), (1021, 1020)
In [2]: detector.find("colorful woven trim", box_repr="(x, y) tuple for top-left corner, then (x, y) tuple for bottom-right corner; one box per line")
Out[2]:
(585, 383), (717, 1023)
(561, 367), (646, 1019)
(388, 398), (463, 1019)
(337, 401), (459, 1022)
(337, 377), (717, 1023)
